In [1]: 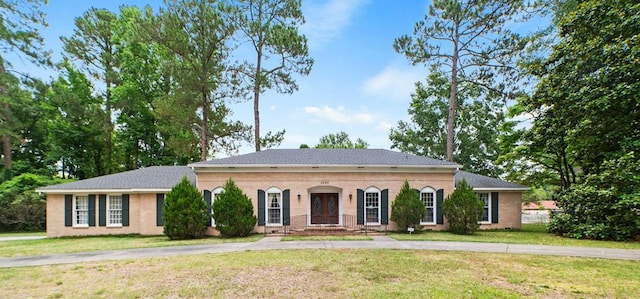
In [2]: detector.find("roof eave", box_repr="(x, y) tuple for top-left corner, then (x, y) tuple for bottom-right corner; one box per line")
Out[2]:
(472, 187), (530, 191)
(36, 188), (173, 194)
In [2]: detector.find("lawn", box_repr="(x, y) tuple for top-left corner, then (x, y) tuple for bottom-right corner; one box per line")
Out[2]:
(1, 249), (638, 298)
(0, 234), (263, 257)
(389, 223), (640, 249)
(0, 231), (46, 237)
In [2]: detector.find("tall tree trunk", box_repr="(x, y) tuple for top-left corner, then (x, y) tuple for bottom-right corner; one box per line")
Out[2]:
(447, 24), (460, 163)
(105, 83), (112, 174)
(0, 62), (11, 171)
(254, 51), (262, 152)
(201, 89), (208, 161)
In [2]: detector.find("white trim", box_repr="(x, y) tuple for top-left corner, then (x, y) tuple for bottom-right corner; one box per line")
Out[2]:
(37, 188), (172, 194)
(107, 195), (123, 227)
(477, 192), (491, 224)
(364, 187), (381, 225)
(73, 195), (90, 228)
(472, 187), (529, 191)
(190, 166), (459, 174)
(211, 187), (225, 226)
(266, 187), (283, 226)
(419, 187), (436, 225)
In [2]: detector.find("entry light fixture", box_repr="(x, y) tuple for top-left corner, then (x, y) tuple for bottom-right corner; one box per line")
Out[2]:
(297, 193), (301, 202)
(349, 192), (352, 202)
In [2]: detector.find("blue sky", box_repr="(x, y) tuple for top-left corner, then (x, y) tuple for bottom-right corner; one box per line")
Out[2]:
(27, 1), (510, 156)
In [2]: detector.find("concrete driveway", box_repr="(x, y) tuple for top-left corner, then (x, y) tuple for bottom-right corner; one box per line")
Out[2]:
(1, 236), (639, 268)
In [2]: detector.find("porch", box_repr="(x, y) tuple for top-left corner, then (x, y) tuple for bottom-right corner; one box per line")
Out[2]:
(260, 214), (389, 236)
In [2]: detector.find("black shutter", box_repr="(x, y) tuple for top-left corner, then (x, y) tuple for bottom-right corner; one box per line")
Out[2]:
(156, 193), (164, 226)
(258, 189), (265, 225)
(204, 190), (212, 227)
(491, 192), (499, 224)
(122, 194), (129, 226)
(283, 189), (290, 225)
(64, 194), (72, 227)
(357, 189), (364, 225)
(381, 189), (389, 225)
(88, 195), (96, 226)
(98, 194), (106, 226)
(436, 189), (444, 225)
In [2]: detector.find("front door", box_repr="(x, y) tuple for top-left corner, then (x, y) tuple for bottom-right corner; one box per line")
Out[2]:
(310, 193), (339, 224)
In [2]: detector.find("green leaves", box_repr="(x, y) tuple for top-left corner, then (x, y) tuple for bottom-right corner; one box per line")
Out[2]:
(163, 176), (208, 240)
(211, 178), (256, 237)
(442, 179), (483, 235)
(390, 181), (424, 231)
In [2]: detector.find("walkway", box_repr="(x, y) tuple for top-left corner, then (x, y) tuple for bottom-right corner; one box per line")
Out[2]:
(1, 236), (639, 268)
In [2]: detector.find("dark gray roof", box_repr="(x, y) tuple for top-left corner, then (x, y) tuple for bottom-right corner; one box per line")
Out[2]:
(37, 166), (196, 192)
(189, 149), (460, 168)
(455, 170), (529, 190)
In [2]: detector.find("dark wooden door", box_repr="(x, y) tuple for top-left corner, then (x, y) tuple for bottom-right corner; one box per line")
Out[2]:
(310, 193), (339, 224)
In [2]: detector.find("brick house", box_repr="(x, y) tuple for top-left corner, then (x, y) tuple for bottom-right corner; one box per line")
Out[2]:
(38, 149), (528, 237)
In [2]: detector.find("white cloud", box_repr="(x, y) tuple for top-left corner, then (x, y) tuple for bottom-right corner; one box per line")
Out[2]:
(361, 65), (424, 101)
(376, 121), (394, 132)
(302, 0), (369, 45)
(304, 105), (374, 125)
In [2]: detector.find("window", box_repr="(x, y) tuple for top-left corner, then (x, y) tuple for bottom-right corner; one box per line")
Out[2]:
(420, 187), (436, 224)
(108, 195), (123, 226)
(365, 188), (380, 224)
(267, 188), (282, 225)
(211, 187), (224, 226)
(74, 195), (89, 227)
(477, 192), (490, 223)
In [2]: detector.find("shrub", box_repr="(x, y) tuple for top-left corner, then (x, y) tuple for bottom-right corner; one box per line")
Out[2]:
(390, 180), (424, 231)
(163, 176), (208, 240)
(211, 178), (257, 237)
(548, 152), (640, 241)
(442, 179), (483, 234)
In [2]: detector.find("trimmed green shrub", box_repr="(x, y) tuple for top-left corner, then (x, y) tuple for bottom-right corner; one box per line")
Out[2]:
(390, 180), (424, 231)
(211, 178), (257, 237)
(442, 179), (483, 234)
(163, 176), (208, 240)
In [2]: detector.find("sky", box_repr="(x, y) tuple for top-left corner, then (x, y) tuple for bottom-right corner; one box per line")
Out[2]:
(21, 0), (543, 157)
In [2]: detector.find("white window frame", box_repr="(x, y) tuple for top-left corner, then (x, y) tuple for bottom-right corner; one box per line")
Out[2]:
(73, 195), (89, 227)
(266, 187), (282, 226)
(211, 187), (224, 226)
(477, 192), (491, 224)
(420, 187), (436, 225)
(107, 195), (123, 227)
(364, 187), (381, 225)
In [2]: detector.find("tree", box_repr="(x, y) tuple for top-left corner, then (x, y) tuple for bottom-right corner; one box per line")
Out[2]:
(442, 179), (483, 234)
(231, 0), (313, 151)
(211, 178), (257, 237)
(394, 0), (534, 162)
(314, 131), (368, 149)
(141, 0), (250, 161)
(163, 176), (208, 239)
(390, 69), (506, 176)
(62, 8), (120, 175)
(390, 180), (424, 231)
(0, 0), (50, 175)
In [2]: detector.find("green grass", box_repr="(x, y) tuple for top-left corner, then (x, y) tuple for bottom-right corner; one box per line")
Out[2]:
(0, 234), (263, 257)
(281, 235), (373, 241)
(389, 223), (640, 249)
(1, 249), (638, 298)
(0, 231), (46, 237)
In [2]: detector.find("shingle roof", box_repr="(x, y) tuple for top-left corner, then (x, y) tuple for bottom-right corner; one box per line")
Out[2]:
(189, 149), (461, 168)
(455, 170), (529, 190)
(37, 166), (195, 193)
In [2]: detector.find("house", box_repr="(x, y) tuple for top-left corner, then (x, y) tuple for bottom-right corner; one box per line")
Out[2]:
(37, 149), (528, 237)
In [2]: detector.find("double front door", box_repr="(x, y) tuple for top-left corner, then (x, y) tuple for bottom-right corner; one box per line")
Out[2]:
(310, 193), (339, 224)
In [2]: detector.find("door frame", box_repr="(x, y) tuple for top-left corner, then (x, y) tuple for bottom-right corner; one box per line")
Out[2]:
(306, 186), (343, 226)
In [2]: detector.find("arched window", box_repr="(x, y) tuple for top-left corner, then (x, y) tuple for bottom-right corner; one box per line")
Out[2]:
(420, 187), (436, 224)
(364, 187), (381, 224)
(266, 187), (282, 225)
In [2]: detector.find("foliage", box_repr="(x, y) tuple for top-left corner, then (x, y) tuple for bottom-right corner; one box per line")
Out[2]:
(314, 131), (368, 149)
(231, 0), (313, 151)
(442, 179), (483, 234)
(0, 0), (50, 174)
(548, 151), (640, 241)
(0, 173), (71, 232)
(141, 0), (250, 160)
(162, 176), (207, 240)
(393, 0), (536, 162)
(390, 181), (424, 231)
(390, 69), (506, 176)
(211, 178), (257, 237)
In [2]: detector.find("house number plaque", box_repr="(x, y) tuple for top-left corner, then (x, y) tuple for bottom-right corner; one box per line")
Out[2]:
(320, 180), (329, 185)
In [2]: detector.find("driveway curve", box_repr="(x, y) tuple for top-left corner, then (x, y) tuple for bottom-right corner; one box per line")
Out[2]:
(1, 236), (639, 268)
